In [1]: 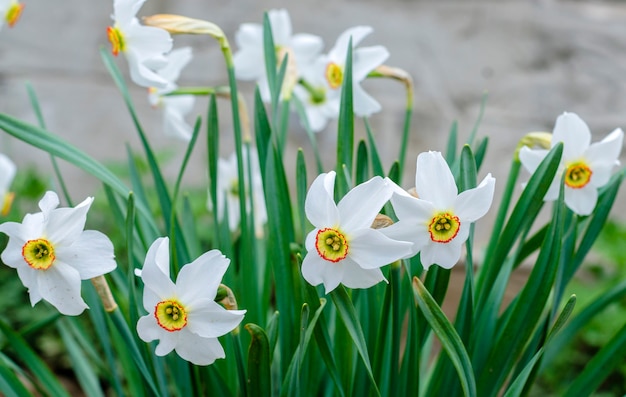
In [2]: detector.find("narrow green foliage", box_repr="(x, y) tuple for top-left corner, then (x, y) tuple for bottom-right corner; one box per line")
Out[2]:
(246, 324), (271, 397)
(336, 38), (354, 198)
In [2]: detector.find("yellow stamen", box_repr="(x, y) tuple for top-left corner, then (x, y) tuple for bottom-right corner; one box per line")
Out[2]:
(154, 299), (188, 332)
(5, 2), (24, 28)
(428, 212), (460, 243)
(564, 162), (592, 189)
(107, 26), (125, 56)
(325, 62), (344, 90)
(315, 227), (349, 263)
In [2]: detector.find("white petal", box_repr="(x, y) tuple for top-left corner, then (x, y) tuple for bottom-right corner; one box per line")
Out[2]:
(113, 0), (143, 28)
(329, 26), (373, 62)
(291, 33), (324, 65)
(38, 191), (60, 218)
(454, 174), (495, 223)
(338, 176), (391, 232)
(127, 23), (172, 61)
(0, 235), (27, 269)
(552, 112), (591, 159)
(341, 257), (387, 289)
(420, 240), (464, 270)
(158, 47), (193, 84)
(564, 186), (598, 216)
(415, 151), (457, 208)
(55, 230), (116, 279)
(268, 9), (292, 45)
(585, 128), (623, 167)
(174, 329), (225, 365)
(353, 46), (389, 82)
(186, 301), (245, 338)
(136, 314), (163, 342)
(0, 154), (16, 193)
(162, 95), (195, 141)
(141, 238), (176, 305)
(177, 250), (229, 304)
(126, 50), (170, 89)
(352, 83), (382, 117)
(154, 330), (179, 356)
(378, 221), (428, 258)
(389, 192), (435, 223)
(301, 253), (345, 294)
(233, 46), (265, 81)
(348, 228), (413, 269)
(305, 172), (339, 228)
(518, 147), (550, 175)
(37, 262), (89, 315)
(589, 162), (615, 189)
(45, 196), (92, 246)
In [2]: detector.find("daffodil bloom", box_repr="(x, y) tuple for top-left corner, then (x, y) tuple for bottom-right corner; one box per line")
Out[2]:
(233, 8), (324, 101)
(383, 151), (495, 270)
(519, 112), (624, 216)
(136, 237), (245, 366)
(292, 70), (340, 132)
(310, 26), (389, 117)
(301, 172), (413, 293)
(107, 0), (173, 88)
(0, 191), (116, 315)
(0, 0), (23, 30)
(148, 46), (195, 141)
(0, 153), (16, 215)
(208, 147), (267, 235)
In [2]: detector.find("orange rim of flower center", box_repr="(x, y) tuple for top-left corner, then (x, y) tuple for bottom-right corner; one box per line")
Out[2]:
(428, 212), (461, 243)
(564, 162), (592, 189)
(5, 2), (24, 28)
(107, 26), (125, 56)
(325, 62), (344, 89)
(155, 299), (188, 332)
(315, 227), (349, 262)
(22, 238), (56, 270)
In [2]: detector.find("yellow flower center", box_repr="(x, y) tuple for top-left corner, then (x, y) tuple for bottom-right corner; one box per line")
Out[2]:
(4, 2), (24, 28)
(325, 62), (344, 90)
(315, 228), (349, 262)
(107, 26), (126, 56)
(564, 162), (592, 189)
(154, 299), (188, 332)
(22, 238), (56, 270)
(428, 212), (461, 243)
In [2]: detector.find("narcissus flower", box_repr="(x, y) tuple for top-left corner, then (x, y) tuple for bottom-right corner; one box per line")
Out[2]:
(136, 237), (245, 366)
(0, 0), (23, 30)
(0, 191), (116, 315)
(519, 112), (624, 216)
(0, 153), (16, 215)
(301, 172), (412, 293)
(292, 70), (340, 132)
(310, 26), (389, 117)
(233, 8), (323, 101)
(107, 0), (173, 88)
(208, 147), (267, 235)
(148, 46), (195, 141)
(383, 151), (495, 270)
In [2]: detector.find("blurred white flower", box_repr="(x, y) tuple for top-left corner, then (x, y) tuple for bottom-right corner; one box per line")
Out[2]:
(0, 153), (16, 215)
(107, 0), (173, 88)
(148, 46), (195, 141)
(0, 0), (23, 30)
(301, 172), (412, 294)
(519, 112), (624, 216)
(136, 237), (245, 366)
(233, 8), (323, 101)
(0, 191), (116, 315)
(309, 26), (389, 117)
(292, 72), (340, 132)
(208, 147), (267, 235)
(383, 151), (495, 270)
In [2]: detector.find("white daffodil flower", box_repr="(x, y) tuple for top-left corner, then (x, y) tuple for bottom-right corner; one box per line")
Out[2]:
(208, 147), (267, 235)
(0, 0), (23, 30)
(136, 237), (245, 366)
(310, 26), (389, 117)
(519, 112), (624, 216)
(0, 153), (16, 215)
(233, 8), (324, 101)
(383, 151), (495, 270)
(0, 191), (116, 315)
(107, 0), (173, 88)
(148, 46), (195, 141)
(292, 70), (340, 132)
(301, 171), (413, 294)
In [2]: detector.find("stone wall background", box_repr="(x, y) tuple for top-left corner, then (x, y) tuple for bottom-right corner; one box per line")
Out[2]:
(1, 0), (626, 241)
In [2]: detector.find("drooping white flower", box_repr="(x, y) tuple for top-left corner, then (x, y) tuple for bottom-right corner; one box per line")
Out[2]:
(292, 71), (340, 132)
(107, 0), (173, 88)
(301, 172), (413, 294)
(0, 191), (116, 315)
(519, 112), (624, 216)
(309, 26), (389, 117)
(148, 47), (195, 141)
(233, 8), (324, 101)
(0, 0), (23, 30)
(136, 237), (245, 366)
(208, 147), (267, 235)
(0, 153), (16, 215)
(383, 151), (495, 270)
